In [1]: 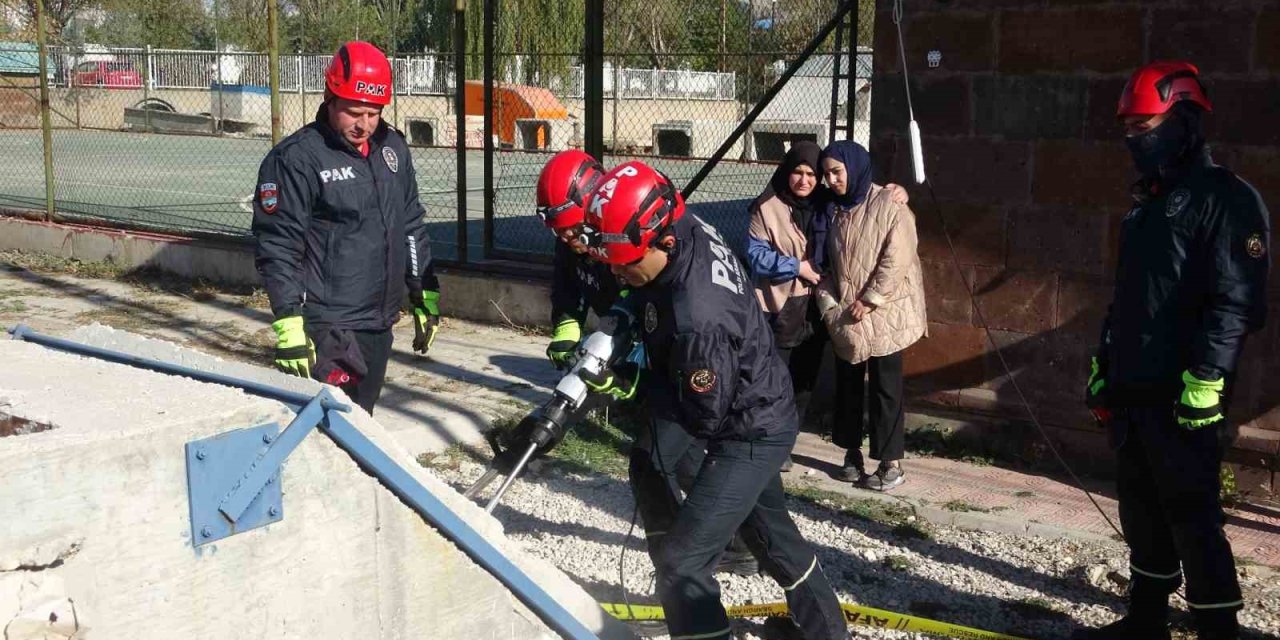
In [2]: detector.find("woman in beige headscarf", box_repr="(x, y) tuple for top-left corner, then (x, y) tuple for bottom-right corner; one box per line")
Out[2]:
(816, 141), (926, 491)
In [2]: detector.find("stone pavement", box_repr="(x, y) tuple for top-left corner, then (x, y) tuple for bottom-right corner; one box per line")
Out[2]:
(1, 261), (1276, 570)
(789, 431), (1280, 570)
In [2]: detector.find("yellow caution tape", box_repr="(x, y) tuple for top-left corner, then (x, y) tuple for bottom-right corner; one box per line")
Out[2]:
(601, 601), (1029, 640)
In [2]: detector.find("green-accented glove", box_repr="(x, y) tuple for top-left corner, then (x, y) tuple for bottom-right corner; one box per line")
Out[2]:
(412, 290), (441, 355)
(580, 362), (641, 402)
(1085, 356), (1112, 424)
(1177, 370), (1224, 430)
(546, 318), (582, 369)
(271, 315), (314, 378)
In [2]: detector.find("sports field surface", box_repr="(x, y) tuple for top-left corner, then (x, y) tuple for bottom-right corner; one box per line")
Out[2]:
(0, 129), (775, 261)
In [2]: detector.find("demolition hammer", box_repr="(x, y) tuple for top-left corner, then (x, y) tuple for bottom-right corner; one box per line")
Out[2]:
(464, 320), (633, 513)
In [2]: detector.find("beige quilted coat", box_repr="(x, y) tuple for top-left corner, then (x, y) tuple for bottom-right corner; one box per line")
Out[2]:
(818, 184), (927, 364)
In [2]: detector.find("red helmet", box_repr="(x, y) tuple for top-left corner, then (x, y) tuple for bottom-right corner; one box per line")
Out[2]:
(536, 150), (605, 230)
(584, 161), (684, 265)
(1117, 61), (1212, 118)
(325, 41), (392, 106)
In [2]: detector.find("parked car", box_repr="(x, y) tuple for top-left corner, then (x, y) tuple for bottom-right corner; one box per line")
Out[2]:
(74, 61), (142, 88)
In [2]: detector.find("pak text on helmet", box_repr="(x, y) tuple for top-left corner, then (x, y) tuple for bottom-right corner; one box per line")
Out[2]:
(536, 149), (605, 230)
(584, 161), (685, 265)
(325, 41), (392, 106)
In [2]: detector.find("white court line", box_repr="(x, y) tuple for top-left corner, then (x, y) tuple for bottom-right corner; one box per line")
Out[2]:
(51, 179), (240, 201)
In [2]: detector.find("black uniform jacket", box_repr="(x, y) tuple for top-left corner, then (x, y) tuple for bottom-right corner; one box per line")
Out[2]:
(1100, 150), (1270, 404)
(632, 214), (798, 441)
(252, 107), (438, 330)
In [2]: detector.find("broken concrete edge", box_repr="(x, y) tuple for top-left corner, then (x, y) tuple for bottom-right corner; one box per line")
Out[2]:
(13, 324), (635, 640)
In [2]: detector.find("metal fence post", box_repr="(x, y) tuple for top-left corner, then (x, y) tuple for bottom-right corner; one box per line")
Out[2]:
(267, 0), (281, 145)
(143, 45), (152, 131)
(611, 56), (619, 152)
(35, 0), (54, 222)
(296, 50), (304, 130)
(482, 0), (495, 258)
(454, 0), (468, 263)
(583, 0), (604, 160)
(73, 43), (81, 129)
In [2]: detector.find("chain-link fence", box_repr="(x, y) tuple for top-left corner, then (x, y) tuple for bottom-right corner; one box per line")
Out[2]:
(1, 0), (871, 266)
(0, 35), (466, 262)
(484, 0), (875, 261)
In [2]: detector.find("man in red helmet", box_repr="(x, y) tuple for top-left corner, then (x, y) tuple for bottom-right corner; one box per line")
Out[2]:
(582, 161), (848, 640)
(1076, 61), (1269, 640)
(251, 41), (441, 414)
(537, 149), (618, 369)
(529, 149), (763, 577)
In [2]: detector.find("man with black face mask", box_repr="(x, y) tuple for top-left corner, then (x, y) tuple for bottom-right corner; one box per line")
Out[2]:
(1075, 62), (1270, 640)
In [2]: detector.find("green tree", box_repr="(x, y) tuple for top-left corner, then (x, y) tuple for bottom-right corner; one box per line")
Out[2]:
(406, 0), (582, 82)
(84, 0), (212, 48)
(0, 0), (97, 42)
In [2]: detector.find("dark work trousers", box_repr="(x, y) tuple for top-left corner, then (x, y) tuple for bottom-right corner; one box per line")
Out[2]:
(776, 302), (830, 396)
(312, 328), (393, 415)
(832, 351), (906, 463)
(1111, 406), (1242, 625)
(638, 430), (847, 640)
(629, 416), (752, 557)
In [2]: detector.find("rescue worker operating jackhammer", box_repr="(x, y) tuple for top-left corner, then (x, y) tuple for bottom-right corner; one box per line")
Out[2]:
(252, 41), (441, 414)
(524, 149), (759, 577)
(582, 161), (849, 640)
(1074, 61), (1270, 640)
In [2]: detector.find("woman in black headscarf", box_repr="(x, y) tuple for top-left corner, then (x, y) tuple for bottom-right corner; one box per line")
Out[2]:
(747, 142), (906, 472)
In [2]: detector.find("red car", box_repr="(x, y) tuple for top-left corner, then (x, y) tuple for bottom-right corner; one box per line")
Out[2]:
(73, 61), (143, 88)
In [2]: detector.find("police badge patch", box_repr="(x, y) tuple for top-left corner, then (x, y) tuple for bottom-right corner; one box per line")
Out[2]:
(1166, 188), (1191, 218)
(1246, 233), (1266, 259)
(382, 146), (399, 173)
(258, 182), (278, 214)
(688, 369), (716, 394)
(644, 302), (658, 333)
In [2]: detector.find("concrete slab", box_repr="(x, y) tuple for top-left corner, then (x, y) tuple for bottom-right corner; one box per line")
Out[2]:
(0, 328), (633, 640)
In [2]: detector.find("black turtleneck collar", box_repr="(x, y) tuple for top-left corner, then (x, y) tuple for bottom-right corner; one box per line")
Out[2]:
(1132, 145), (1213, 203)
(651, 216), (695, 288)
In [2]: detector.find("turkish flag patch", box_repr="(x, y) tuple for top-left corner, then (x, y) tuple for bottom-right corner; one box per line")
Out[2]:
(258, 182), (279, 214)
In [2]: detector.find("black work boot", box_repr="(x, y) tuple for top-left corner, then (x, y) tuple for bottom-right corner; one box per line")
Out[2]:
(1194, 608), (1240, 640)
(1071, 589), (1172, 640)
(1070, 616), (1172, 640)
(714, 549), (760, 577)
(761, 615), (804, 639)
(837, 449), (867, 483)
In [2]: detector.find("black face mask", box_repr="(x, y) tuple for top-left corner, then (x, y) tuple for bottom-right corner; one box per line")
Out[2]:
(1125, 113), (1191, 178)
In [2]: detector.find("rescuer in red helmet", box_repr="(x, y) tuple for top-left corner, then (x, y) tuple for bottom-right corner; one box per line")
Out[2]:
(535, 149), (614, 368)
(580, 161), (849, 640)
(1076, 61), (1269, 640)
(251, 41), (442, 414)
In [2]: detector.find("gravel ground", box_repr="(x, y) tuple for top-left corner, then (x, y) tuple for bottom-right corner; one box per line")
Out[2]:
(429, 456), (1280, 640)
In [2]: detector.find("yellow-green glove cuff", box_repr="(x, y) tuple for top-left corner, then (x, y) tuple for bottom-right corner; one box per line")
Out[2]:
(1178, 370), (1224, 429)
(421, 290), (440, 316)
(551, 318), (582, 344)
(271, 315), (307, 349)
